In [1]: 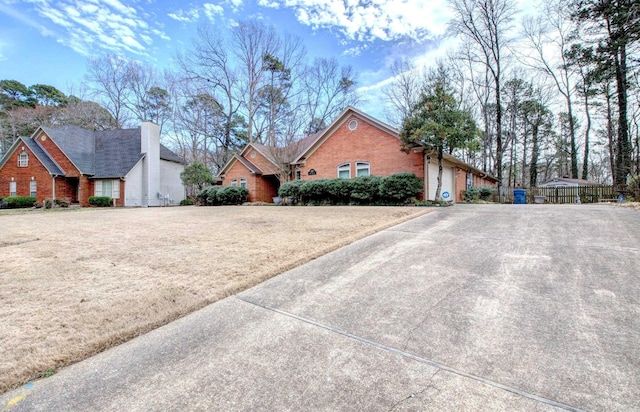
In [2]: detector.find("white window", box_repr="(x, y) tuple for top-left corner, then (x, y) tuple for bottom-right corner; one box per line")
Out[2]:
(231, 179), (238, 187)
(239, 178), (247, 188)
(30, 180), (37, 198)
(94, 180), (120, 199)
(356, 162), (370, 177)
(18, 150), (28, 167)
(9, 181), (16, 196)
(337, 163), (350, 179)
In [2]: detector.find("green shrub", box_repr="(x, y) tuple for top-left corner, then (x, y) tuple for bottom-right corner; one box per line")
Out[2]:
(217, 186), (249, 205)
(479, 187), (495, 201)
(206, 186), (223, 205)
(350, 175), (383, 204)
(379, 173), (423, 204)
(4, 196), (37, 209)
(197, 186), (248, 206)
(462, 187), (480, 202)
(326, 178), (353, 204)
(180, 198), (195, 206)
(196, 186), (213, 205)
(278, 180), (305, 203)
(299, 179), (332, 204)
(88, 196), (112, 207)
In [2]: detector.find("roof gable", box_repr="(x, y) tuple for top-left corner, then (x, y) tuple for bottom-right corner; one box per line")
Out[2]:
(293, 106), (398, 163)
(219, 142), (283, 177)
(0, 136), (65, 176)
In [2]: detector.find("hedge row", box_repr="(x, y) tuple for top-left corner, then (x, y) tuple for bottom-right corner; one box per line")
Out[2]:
(196, 186), (249, 206)
(278, 173), (423, 205)
(0, 196), (37, 209)
(461, 187), (496, 202)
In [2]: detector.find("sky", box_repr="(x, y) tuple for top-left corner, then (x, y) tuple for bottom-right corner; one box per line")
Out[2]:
(0, 0), (534, 120)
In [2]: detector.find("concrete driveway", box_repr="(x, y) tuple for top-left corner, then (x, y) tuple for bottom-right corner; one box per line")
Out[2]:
(2, 204), (639, 411)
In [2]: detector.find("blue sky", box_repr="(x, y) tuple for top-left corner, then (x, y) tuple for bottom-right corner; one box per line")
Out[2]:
(0, 0), (461, 118)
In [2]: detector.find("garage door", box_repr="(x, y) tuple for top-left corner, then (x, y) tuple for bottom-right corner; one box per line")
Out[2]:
(428, 163), (454, 201)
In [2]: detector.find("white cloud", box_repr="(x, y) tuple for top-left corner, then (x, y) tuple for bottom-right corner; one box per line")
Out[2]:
(12, 0), (169, 57)
(260, 0), (451, 42)
(203, 3), (224, 20)
(257, 0), (279, 8)
(167, 8), (200, 23)
(225, 0), (243, 13)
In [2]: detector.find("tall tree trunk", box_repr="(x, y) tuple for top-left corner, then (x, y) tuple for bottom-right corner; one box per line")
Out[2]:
(496, 81), (503, 197)
(530, 118), (540, 188)
(614, 44), (631, 185)
(581, 89), (592, 181)
(436, 146), (444, 201)
(605, 89), (615, 182)
(567, 96), (578, 178)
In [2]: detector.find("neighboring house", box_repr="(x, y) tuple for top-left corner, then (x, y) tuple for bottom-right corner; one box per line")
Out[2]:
(218, 107), (498, 203)
(537, 177), (602, 188)
(0, 122), (185, 207)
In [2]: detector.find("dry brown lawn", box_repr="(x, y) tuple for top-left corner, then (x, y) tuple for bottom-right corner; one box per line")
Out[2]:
(0, 205), (429, 393)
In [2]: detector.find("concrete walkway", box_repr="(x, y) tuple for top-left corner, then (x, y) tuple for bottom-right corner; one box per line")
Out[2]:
(2, 204), (639, 411)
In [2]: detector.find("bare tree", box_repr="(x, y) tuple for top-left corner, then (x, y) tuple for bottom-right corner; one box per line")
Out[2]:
(521, 0), (579, 178)
(231, 20), (279, 143)
(382, 59), (425, 128)
(86, 54), (134, 128)
(303, 57), (359, 133)
(449, 0), (517, 195)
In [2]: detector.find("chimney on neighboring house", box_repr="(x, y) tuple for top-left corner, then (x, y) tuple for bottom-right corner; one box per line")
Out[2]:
(141, 122), (160, 207)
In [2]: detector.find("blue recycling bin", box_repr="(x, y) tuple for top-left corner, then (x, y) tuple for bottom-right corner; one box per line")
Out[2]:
(513, 189), (526, 204)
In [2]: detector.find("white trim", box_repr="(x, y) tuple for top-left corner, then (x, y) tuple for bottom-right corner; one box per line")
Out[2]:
(337, 163), (350, 179)
(355, 161), (370, 177)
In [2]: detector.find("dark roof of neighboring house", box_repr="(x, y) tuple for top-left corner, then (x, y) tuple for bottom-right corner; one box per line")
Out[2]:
(33, 125), (184, 178)
(539, 177), (601, 187)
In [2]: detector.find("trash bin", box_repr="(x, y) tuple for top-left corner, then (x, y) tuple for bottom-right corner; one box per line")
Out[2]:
(513, 189), (526, 204)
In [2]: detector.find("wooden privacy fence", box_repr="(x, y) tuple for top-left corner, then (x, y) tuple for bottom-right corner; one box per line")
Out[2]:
(501, 185), (619, 204)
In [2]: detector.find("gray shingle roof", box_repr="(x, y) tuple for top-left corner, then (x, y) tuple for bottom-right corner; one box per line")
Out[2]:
(21, 137), (64, 175)
(160, 144), (185, 164)
(93, 129), (144, 178)
(37, 125), (184, 178)
(41, 125), (96, 174)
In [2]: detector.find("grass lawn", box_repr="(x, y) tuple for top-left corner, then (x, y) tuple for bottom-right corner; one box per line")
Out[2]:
(0, 205), (430, 393)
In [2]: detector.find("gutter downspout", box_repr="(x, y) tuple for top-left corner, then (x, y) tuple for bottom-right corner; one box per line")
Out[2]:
(52, 176), (56, 201)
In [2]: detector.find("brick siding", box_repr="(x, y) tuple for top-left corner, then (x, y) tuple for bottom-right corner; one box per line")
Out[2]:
(299, 115), (424, 180)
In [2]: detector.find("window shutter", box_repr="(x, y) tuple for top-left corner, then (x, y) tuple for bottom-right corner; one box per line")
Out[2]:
(112, 180), (120, 199)
(95, 181), (102, 196)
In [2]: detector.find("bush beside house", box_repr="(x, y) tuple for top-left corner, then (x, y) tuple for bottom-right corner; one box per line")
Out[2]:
(197, 186), (249, 206)
(278, 173), (422, 205)
(461, 187), (496, 202)
(88, 196), (113, 207)
(0, 196), (37, 209)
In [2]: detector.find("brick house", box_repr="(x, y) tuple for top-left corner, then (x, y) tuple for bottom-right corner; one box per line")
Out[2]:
(0, 122), (185, 207)
(218, 107), (498, 203)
